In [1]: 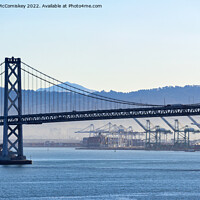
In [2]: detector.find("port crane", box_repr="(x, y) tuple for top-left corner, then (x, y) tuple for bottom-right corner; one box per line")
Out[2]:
(134, 118), (171, 149)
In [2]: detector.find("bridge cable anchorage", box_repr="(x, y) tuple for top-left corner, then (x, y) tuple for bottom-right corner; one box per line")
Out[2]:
(21, 62), (161, 107)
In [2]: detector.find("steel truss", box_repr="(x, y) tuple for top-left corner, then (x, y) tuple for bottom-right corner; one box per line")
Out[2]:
(0, 105), (200, 125)
(1, 57), (25, 160)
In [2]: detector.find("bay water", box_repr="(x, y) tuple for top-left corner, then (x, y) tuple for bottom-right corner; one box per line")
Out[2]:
(1, 148), (200, 200)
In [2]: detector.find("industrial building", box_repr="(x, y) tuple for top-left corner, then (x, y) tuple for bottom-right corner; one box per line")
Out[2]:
(76, 117), (200, 151)
(76, 122), (146, 149)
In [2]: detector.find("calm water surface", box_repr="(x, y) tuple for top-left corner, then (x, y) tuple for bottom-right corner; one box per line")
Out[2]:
(1, 148), (200, 200)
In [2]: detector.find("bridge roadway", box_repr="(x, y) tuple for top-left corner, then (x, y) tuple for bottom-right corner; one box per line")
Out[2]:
(0, 104), (200, 126)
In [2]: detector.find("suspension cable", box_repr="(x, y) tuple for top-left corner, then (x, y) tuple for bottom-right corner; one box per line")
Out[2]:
(0, 62), (5, 67)
(22, 68), (158, 106)
(21, 62), (160, 107)
(0, 71), (5, 76)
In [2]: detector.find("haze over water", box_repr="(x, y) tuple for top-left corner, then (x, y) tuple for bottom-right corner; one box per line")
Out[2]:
(1, 148), (200, 200)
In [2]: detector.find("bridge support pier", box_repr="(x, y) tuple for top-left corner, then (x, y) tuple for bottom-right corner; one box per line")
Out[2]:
(0, 57), (32, 165)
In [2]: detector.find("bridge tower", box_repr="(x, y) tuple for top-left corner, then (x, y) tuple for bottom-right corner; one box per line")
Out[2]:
(0, 57), (31, 164)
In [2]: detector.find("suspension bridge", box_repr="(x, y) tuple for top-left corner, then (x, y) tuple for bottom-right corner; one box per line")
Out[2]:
(0, 57), (200, 164)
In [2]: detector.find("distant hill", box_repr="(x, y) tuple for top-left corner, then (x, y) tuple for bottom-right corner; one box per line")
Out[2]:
(1, 85), (200, 114)
(37, 81), (96, 93)
(36, 83), (200, 105)
(95, 85), (200, 105)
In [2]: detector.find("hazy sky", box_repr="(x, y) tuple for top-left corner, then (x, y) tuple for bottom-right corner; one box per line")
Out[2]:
(1, 0), (200, 92)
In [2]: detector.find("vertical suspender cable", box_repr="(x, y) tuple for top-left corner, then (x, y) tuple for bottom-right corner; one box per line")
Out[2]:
(23, 65), (25, 114)
(36, 71), (38, 114)
(28, 66), (30, 114)
(70, 88), (72, 112)
(56, 82), (60, 112)
(49, 77), (50, 113)
(32, 68), (34, 114)
(87, 94), (89, 111)
(66, 89), (68, 112)
(83, 93), (85, 111)
(53, 79), (55, 112)
(44, 75), (46, 113)
(62, 85), (63, 112)
(40, 74), (42, 113)
(78, 93), (80, 111)
(0, 67), (1, 115)
(65, 89), (67, 112)
(0, 66), (2, 115)
(73, 92), (76, 111)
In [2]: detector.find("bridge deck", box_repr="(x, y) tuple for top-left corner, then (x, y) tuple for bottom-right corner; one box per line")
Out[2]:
(0, 105), (200, 125)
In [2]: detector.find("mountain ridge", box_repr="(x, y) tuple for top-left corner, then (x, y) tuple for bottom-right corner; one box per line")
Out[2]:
(1, 84), (200, 106)
(96, 85), (200, 105)
(37, 81), (96, 93)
